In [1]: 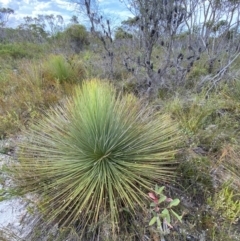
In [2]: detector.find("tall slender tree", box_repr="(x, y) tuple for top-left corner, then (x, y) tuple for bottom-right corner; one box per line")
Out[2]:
(0, 7), (14, 27)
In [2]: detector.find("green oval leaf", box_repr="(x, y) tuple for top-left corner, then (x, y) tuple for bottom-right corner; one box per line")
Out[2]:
(169, 198), (180, 207)
(158, 195), (167, 204)
(157, 216), (161, 228)
(149, 216), (157, 226)
(150, 202), (156, 207)
(162, 208), (169, 214)
(161, 208), (170, 223)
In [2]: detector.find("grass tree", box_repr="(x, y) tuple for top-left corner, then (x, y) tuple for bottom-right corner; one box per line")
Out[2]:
(10, 79), (181, 237)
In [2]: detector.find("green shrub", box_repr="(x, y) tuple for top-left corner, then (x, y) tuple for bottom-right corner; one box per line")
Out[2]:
(54, 24), (89, 53)
(0, 42), (48, 59)
(43, 54), (85, 84)
(187, 66), (208, 81)
(115, 27), (133, 40)
(10, 79), (181, 237)
(0, 43), (29, 58)
(221, 79), (240, 107)
(208, 182), (240, 225)
(0, 111), (22, 137)
(165, 94), (222, 135)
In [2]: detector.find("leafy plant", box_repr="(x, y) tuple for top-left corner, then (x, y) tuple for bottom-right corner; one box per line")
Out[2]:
(9, 79), (181, 238)
(148, 185), (182, 241)
(208, 183), (240, 224)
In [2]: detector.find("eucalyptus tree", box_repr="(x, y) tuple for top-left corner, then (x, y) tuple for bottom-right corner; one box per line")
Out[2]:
(70, 15), (79, 24)
(0, 7), (14, 27)
(0, 7), (14, 42)
(20, 14), (65, 37)
(17, 15), (48, 43)
(56, 23), (89, 53)
(45, 14), (64, 35)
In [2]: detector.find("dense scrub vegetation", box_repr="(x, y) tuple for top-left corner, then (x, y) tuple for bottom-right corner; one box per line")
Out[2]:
(0, 0), (240, 240)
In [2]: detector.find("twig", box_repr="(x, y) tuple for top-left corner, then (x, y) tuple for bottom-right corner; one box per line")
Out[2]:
(205, 51), (240, 95)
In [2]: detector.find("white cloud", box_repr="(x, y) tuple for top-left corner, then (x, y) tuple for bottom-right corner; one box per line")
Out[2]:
(37, 2), (51, 11)
(52, 0), (75, 11)
(98, 0), (109, 2)
(32, 9), (63, 16)
(0, 0), (12, 5)
(22, 0), (29, 4)
(1, 0), (131, 28)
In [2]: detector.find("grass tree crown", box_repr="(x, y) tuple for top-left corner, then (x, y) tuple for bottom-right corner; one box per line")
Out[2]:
(12, 79), (182, 235)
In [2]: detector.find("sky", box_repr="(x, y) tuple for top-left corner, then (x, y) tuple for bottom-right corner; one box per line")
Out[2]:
(0, 0), (132, 28)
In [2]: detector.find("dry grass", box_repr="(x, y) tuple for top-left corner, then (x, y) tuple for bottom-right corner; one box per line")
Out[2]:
(0, 57), (79, 137)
